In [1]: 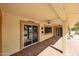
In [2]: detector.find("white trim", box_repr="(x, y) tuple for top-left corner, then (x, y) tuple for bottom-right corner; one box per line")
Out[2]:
(23, 41), (39, 48)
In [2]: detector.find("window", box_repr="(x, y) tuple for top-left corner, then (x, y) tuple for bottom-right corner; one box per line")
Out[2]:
(44, 27), (52, 33)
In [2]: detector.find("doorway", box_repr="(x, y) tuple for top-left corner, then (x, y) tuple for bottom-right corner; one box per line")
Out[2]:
(54, 26), (62, 37)
(20, 21), (39, 49)
(24, 25), (38, 47)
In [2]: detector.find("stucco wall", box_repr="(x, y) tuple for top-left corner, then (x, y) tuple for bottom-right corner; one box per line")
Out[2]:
(2, 11), (53, 55)
(2, 11), (20, 55)
(39, 22), (53, 42)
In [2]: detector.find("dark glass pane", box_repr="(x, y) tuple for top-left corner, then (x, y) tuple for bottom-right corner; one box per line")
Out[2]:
(45, 27), (52, 33)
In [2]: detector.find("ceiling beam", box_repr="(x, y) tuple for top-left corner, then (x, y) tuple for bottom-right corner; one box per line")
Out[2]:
(48, 4), (63, 22)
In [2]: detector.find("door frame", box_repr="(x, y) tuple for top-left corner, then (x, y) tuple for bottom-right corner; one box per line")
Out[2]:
(20, 20), (40, 49)
(53, 25), (63, 37)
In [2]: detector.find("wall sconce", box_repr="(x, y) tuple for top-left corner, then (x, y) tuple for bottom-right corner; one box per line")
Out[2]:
(47, 20), (51, 24)
(41, 27), (43, 30)
(41, 31), (43, 33)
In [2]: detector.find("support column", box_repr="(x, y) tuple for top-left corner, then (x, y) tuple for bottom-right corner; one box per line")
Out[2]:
(62, 20), (69, 55)
(0, 8), (2, 56)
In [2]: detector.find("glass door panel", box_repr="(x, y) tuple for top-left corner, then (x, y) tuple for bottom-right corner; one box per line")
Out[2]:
(33, 26), (38, 43)
(24, 25), (32, 46)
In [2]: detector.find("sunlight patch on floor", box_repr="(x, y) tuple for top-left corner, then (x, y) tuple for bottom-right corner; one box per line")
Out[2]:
(38, 35), (79, 56)
(67, 35), (79, 56)
(38, 38), (63, 56)
(53, 37), (63, 51)
(38, 46), (63, 56)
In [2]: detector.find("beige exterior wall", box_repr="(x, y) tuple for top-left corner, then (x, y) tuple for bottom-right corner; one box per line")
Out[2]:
(39, 22), (53, 42)
(2, 11), (53, 55)
(2, 11), (20, 55)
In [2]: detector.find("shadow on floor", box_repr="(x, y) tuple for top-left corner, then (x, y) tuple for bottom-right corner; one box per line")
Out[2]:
(11, 36), (60, 56)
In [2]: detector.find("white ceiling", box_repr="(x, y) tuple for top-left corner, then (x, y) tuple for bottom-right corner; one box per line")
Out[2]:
(1, 3), (79, 25)
(51, 4), (67, 21)
(52, 4), (79, 21)
(0, 4), (58, 21)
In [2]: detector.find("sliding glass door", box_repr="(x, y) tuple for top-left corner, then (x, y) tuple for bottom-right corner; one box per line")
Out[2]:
(24, 25), (38, 47)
